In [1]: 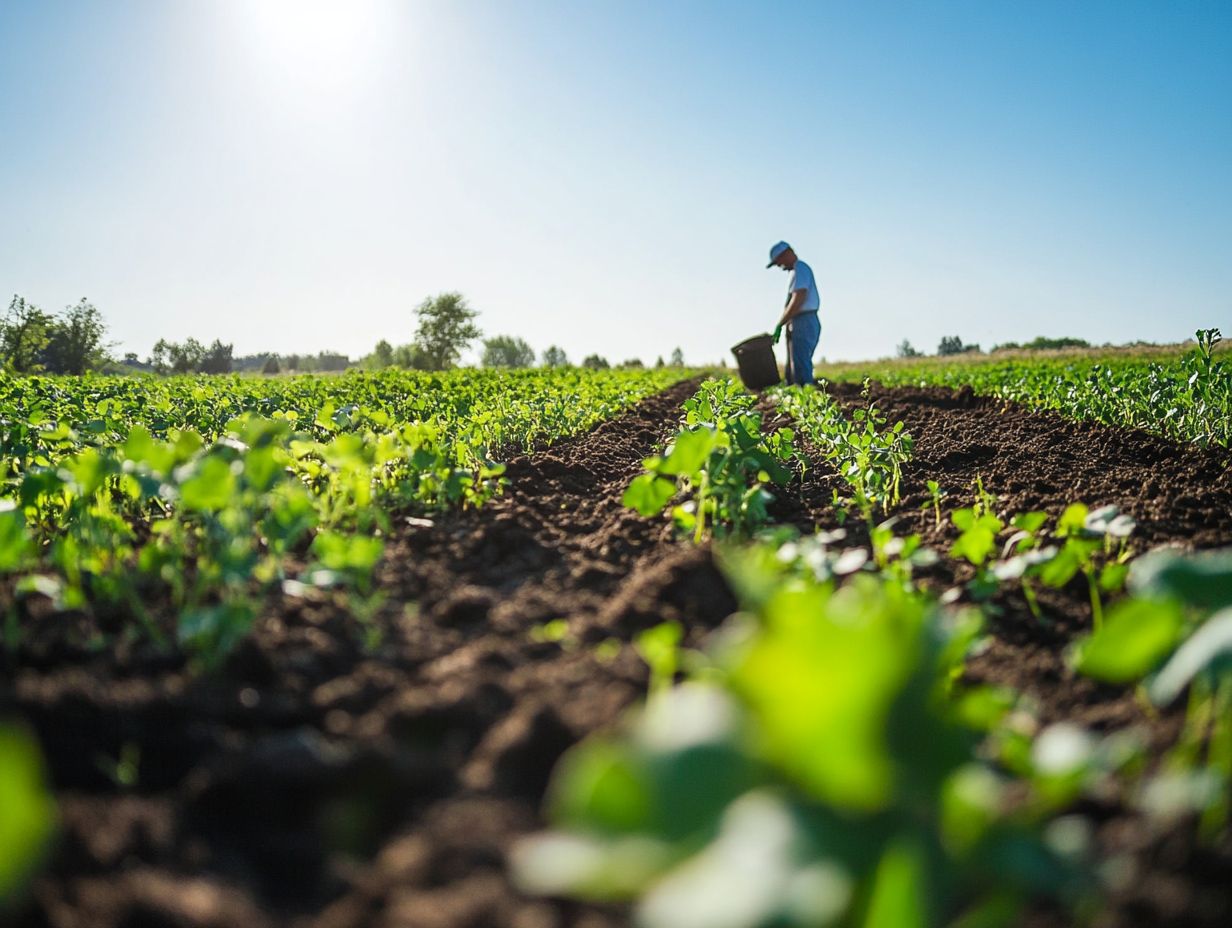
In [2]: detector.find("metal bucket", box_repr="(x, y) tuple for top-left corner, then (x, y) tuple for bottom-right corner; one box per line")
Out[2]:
(731, 334), (781, 390)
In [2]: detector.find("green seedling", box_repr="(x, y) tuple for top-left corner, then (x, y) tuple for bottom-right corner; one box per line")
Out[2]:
(922, 480), (947, 530)
(634, 620), (683, 695)
(950, 505), (1005, 601)
(95, 742), (141, 790)
(870, 518), (936, 587)
(624, 379), (797, 542)
(1039, 503), (1135, 629)
(773, 384), (914, 521)
(530, 619), (576, 650)
(994, 511), (1052, 620)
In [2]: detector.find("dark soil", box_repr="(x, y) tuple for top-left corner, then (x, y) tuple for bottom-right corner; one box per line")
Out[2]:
(4, 378), (1231, 928)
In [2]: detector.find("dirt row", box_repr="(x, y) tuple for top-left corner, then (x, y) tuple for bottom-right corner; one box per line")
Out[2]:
(4, 377), (1232, 928)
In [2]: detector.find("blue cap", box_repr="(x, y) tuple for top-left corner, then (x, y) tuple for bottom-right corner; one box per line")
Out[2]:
(766, 241), (791, 267)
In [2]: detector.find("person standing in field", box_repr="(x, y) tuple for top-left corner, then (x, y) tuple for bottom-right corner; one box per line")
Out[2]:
(766, 241), (821, 385)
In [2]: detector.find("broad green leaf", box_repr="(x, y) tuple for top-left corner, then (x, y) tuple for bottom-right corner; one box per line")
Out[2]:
(660, 428), (718, 477)
(1056, 503), (1088, 537)
(1128, 548), (1232, 613)
(178, 455), (237, 511)
(548, 740), (654, 834)
(623, 474), (676, 516)
(0, 506), (33, 572)
(1149, 608), (1232, 706)
(1070, 598), (1184, 683)
(0, 727), (56, 902)
(731, 578), (919, 810)
(1011, 512), (1048, 534)
(1037, 545), (1081, 588)
(635, 621), (683, 693)
(950, 511), (1003, 567)
(863, 837), (928, 928)
(311, 530), (384, 576)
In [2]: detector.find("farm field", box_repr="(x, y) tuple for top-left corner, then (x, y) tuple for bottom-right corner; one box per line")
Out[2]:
(2, 349), (1231, 928)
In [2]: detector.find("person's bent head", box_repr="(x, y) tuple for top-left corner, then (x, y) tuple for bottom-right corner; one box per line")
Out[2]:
(766, 240), (797, 270)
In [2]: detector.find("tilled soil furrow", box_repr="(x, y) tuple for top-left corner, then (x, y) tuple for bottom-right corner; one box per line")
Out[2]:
(10, 378), (742, 928)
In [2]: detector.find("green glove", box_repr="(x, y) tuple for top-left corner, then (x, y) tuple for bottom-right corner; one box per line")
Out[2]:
(773, 324), (783, 345)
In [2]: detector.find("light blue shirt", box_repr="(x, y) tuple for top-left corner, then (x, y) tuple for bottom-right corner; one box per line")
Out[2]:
(788, 259), (820, 312)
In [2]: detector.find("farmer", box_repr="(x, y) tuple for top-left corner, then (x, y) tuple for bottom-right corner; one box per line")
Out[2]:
(766, 241), (821, 386)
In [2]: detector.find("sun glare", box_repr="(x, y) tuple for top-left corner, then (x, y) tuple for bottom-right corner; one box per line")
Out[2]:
(233, 0), (396, 103)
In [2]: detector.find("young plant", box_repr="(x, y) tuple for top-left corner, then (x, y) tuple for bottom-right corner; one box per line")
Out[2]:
(922, 479), (947, 530)
(635, 621), (684, 695)
(773, 384), (914, 521)
(624, 379), (797, 542)
(1037, 504), (1135, 629)
(948, 482), (1005, 600)
(1069, 547), (1232, 841)
(514, 569), (1087, 927)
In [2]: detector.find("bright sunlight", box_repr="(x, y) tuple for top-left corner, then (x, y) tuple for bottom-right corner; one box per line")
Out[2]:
(229, 0), (397, 103)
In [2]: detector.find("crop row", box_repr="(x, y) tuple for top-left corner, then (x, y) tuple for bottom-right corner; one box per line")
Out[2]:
(622, 378), (914, 540)
(0, 367), (683, 663)
(521, 376), (1232, 926)
(0, 367), (691, 901)
(824, 328), (1229, 448)
(0, 367), (685, 475)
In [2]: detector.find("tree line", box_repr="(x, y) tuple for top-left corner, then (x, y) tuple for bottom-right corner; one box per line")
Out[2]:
(355, 293), (685, 372)
(897, 334), (1093, 358)
(3, 292), (687, 376)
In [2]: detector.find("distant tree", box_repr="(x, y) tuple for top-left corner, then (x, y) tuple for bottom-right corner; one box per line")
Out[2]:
(619, 358), (644, 368)
(1, 296), (54, 373)
(482, 335), (536, 368)
(262, 356), (281, 375)
(670, 346), (685, 366)
(392, 342), (432, 370)
(283, 353), (301, 371)
(195, 339), (233, 374)
(151, 338), (206, 374)
(541, 345), (569, 367)
(367, 339), (394, 369)
(896, 339), (921, 358)
(581, 354), (610, 370)
(39, 299), (110, 374)
(997, 336), (1091, 352)
(175, 339), (206, 374)
(123, 352), (140, 366)
(937, 336), (968, 356)
(149, 339), (172, 374)
(412, 292), (481, 371)
(655, 356), (665, 368)
(231, 353), (276, 372)
(314, 351), (350, 372)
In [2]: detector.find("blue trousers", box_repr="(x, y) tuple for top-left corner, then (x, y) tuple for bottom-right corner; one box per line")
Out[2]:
(788, 312), (821, 385)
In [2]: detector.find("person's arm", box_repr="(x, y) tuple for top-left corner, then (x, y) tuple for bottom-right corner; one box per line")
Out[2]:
(777, 289), (808, 327)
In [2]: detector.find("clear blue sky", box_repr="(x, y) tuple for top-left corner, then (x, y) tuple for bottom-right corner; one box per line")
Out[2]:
(1, 0), (1229, 364)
